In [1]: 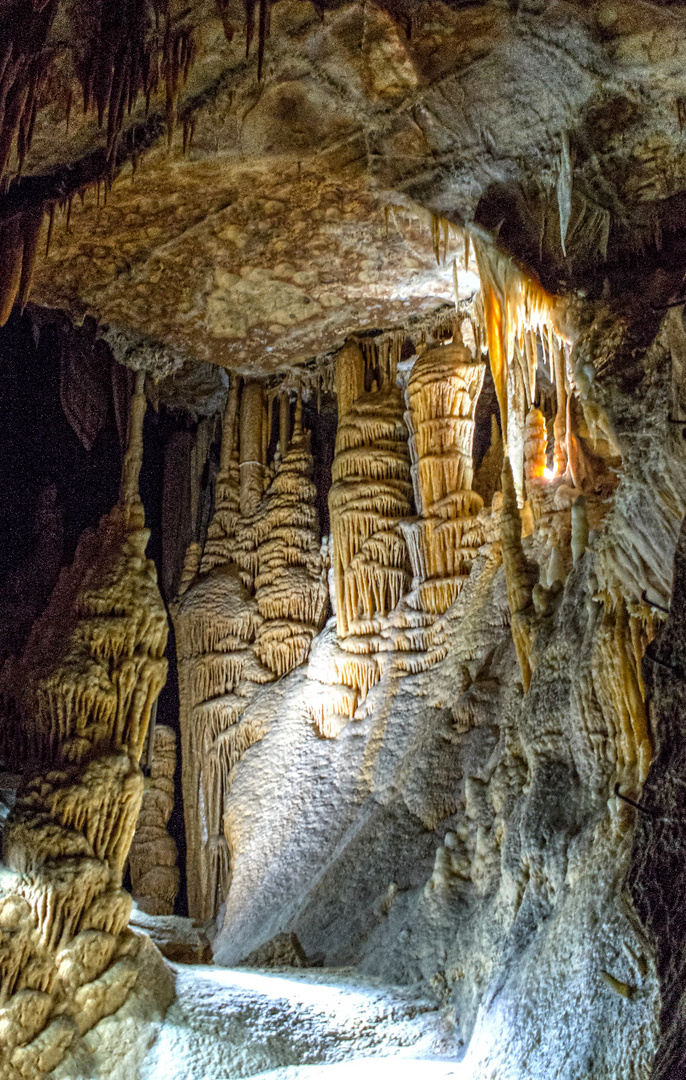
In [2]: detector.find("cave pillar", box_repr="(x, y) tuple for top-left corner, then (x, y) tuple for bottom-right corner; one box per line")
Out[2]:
(240, 380), (265, 516)
(279, 390), (290, 457)
(401, 337), (485, 614)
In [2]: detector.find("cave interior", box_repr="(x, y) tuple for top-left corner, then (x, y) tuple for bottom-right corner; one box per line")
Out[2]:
(2, 1), (686, 1077)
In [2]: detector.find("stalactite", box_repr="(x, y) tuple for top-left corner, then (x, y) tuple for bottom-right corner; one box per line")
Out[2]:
(240, 380), (266, 516)
(129, 724), (179, 916)
(472, 237), (561, 456)
(523, 406), (547, 486)
(279, 388), (290, 458)
(120, 370), (146, 510)
(552, 336), (568, 476)
(0, 379), (167, 1074)
(500, 455), (537, 692)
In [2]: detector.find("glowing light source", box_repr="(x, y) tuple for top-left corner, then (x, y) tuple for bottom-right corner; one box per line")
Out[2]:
(543, 466), (557, 480)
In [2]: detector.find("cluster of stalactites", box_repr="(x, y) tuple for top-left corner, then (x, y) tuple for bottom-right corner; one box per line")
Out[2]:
(472, 238), (569, 497)
(0, 0), (202, 331)
(329, 340), (413, 640)
(0, 376), (168, 1074)
(399, 337), (487, 616)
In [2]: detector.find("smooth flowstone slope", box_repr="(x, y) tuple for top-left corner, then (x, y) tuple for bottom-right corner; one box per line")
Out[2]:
(139, 966), (461, 1080)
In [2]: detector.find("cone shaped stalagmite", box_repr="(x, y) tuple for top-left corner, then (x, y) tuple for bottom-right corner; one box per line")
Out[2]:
(129, 725), (179, 916)
(0, 375), (168, 1075)
(329, 342), (413, 641)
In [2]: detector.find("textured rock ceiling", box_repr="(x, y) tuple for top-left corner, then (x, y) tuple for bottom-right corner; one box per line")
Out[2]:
(8, 0), (686, 374)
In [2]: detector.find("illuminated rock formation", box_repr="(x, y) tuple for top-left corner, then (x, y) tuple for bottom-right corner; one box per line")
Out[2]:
(253, 402), (329, 678)
(402, 337), (485, 616)
(129, 724), (179, 917)
(329, 342), (413, 640)
(523, 406), (548, 486)
(0, 371), (167, 1076)
(174, 379), (326, 920)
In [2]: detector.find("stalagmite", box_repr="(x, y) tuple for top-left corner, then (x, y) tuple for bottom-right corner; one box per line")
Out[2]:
(473, 414), (504, 506)
(174, 376), (326, 920)
(329, 347), (412, 641)
(0, 380), (167, 1074)
(253, 423), (328, 678)
(402, 337), (485, 615)
(129, 725), (179, 916)
(571, 495), (589, 565)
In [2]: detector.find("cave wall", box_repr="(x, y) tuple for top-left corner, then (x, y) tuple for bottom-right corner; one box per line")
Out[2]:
(204, 302), (686, 1079)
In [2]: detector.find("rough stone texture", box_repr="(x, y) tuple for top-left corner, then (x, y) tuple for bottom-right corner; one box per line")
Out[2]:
(629, 513), (686, 1080)
(129, 725), (180, 917)
(5, 3), (686, 1077)
(210, 304), (686, 1078)
(6, 1), (686, 373)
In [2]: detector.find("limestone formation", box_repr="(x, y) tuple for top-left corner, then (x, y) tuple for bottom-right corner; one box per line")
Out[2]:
(5, 3), (686, 1075)
(402, 337), (485, 616)
(329, 342), (413, 641)
(173, 378), (326, 921)
(129, 724), (179, 917)
(0, 374), (167, 1076)
(523, 406), (548, 486)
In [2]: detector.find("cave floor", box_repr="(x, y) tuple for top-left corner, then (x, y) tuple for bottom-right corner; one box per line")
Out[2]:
(141, 963), (464, 1079)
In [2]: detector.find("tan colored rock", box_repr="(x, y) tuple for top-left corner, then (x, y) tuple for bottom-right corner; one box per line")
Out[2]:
(129, 725), (179, 917)
(0, 379), (167, 1076)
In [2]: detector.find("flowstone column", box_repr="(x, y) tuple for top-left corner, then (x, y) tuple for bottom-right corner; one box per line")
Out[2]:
(401, 336), (486, 614)
(0, 371), (168, 1077)
(173, 376), (326, 922)
(327, 340), (413, 702)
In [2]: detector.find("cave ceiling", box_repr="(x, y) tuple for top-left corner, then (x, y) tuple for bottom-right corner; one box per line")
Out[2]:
(6, 0), (686, 376)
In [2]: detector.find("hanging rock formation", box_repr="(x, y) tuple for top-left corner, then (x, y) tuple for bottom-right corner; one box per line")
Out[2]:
(402, 336), (486, 617)
(0, 371), (168, 1077)
(329, 341), (413, 642)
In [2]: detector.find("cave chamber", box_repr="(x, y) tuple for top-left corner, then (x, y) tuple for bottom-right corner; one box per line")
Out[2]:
(2, 1), (686, 1077)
